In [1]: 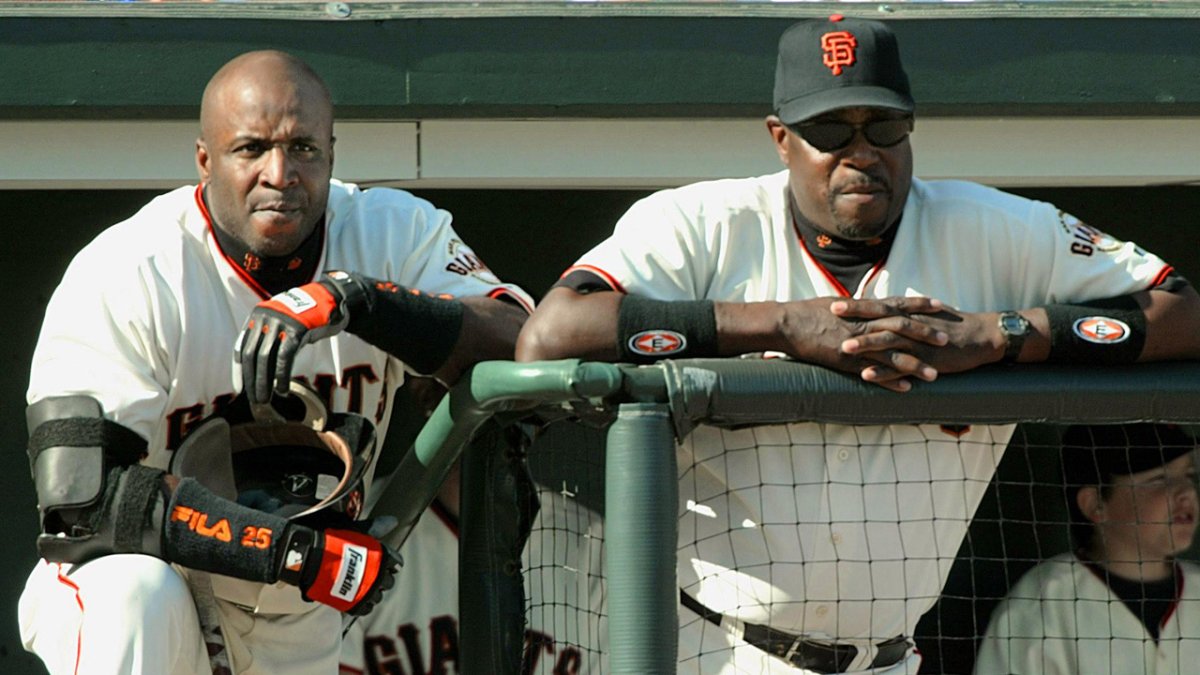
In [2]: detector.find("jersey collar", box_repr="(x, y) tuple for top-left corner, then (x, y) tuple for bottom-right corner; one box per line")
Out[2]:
(195, 184), (327, 300)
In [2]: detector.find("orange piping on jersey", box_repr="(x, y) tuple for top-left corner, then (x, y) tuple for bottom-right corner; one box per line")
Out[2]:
(1150, 265), (1175, 288)
(194, 185), (328, 301)
(55, 564), (84, 675)
(562, 264), (627, 294)
(792, 223), (887, 299)
(489, 287), (534, 315)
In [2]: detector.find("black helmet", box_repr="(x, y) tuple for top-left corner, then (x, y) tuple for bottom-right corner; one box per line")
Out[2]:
(171, 382), (376, 527)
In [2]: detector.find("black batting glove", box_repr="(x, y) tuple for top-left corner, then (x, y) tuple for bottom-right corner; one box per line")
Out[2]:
(236, 271), (370, 405)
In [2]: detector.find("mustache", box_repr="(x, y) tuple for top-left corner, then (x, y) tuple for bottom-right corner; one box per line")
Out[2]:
(832, 175), (891, 194)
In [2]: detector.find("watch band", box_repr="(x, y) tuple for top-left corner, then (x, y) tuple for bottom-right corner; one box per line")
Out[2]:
(998, 311), (1031, 363)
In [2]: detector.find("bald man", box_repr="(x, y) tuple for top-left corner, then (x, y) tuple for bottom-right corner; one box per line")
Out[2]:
(20, 50), (532, 675)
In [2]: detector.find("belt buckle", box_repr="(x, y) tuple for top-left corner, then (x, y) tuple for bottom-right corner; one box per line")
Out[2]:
(785, 636), (857, 674)
(780, 636), (806, 665)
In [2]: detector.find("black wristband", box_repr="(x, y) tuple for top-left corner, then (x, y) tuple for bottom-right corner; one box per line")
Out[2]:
(1045, 297), (1146, 364)
(617, 295), (719, 363)
(164, 478), (292, 584)
(336, 273), (466, 374)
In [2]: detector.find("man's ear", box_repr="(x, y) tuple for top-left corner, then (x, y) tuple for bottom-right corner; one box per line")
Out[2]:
(766, 116), (790, 166)
(1077, 486), (1105, 524)
(196, 139), (212, 184)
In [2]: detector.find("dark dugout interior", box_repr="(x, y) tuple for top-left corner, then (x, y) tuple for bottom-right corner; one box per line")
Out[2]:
(4, 184), (1199, 673)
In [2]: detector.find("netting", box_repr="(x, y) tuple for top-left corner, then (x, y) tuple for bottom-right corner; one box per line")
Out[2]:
(469, 358), (1200, 675)
(520, 418), (1200, 674)
(356, 360), (1200, 675)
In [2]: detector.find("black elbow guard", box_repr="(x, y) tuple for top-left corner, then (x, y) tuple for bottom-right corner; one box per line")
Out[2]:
(35, 464), (168, 564)
(26, 396), (160, 561)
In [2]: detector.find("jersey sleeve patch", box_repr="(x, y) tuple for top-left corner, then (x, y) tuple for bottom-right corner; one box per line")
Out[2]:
(1059, 211), (1126, 258)
(1073, 316), (1131, 344)
(627, 330), (688, 356)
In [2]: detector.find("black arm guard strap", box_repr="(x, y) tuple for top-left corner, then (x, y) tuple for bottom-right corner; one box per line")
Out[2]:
(333, 272), (466, 375)
(36, 464), (168, 563)
(26, 396), (147, 535)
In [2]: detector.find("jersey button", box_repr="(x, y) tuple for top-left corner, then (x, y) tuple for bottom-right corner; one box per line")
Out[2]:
(837, 449), (850, 461)
(831, 532), (843, 545)
(815, 605), (829, 617)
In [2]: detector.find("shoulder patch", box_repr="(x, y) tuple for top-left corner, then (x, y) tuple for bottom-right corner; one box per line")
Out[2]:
(444, 238), (501, 284)
(628, 330), (687, 356)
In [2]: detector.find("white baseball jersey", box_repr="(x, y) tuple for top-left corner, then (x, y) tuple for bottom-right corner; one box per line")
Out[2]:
(562, 170), (1172, 673)
(22, 180), (533, 675)
(974, 553), (1200, 675)
(339, 489), (608, 675)
(339, 501), (461, 675)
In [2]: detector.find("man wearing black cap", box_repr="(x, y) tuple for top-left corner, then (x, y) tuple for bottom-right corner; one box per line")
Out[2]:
(976, 424), (1200, 675)
(517, 14), (1200, 674)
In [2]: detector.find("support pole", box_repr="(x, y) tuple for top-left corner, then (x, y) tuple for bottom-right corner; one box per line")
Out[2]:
(605, 403), (678, 674)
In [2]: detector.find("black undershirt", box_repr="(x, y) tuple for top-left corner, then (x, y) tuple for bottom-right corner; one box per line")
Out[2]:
(1086, 560), (1178, 640)
(556, 194), (901, 296)
(205, 189), (325, 297)
(788, 194), (899, 295)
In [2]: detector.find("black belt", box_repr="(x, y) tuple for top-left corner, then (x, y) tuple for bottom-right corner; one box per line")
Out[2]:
(680, 591), (909, 673)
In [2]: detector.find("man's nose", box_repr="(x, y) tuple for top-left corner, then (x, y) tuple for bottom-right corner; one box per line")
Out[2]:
(261, 146), (297, 188)
(840, 130), (882, 167)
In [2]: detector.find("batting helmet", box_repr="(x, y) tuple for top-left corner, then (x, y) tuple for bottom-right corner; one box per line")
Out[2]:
(170, 382), (376, 527)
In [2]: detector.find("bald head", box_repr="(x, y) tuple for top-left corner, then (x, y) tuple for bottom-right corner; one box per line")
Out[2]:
(200, 50), (332, 142)
(195, 50), (335, 257)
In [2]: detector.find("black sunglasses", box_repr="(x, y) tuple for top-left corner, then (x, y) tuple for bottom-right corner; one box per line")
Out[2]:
(788, 117), (914, 153)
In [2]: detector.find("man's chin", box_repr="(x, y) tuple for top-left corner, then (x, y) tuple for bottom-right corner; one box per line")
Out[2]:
(249, 214), (307, 254)
(834, 218), (891, 241)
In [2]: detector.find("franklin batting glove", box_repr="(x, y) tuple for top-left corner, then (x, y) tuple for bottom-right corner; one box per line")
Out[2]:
(236, 271), (369, 405)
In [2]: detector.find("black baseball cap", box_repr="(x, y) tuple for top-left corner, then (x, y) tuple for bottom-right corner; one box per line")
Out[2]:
(1061, 423), (1196, 487)
(773, 14), (914, 125)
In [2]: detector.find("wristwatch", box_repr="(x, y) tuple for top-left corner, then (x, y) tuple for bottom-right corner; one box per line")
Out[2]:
(998, 311), (1031, 363)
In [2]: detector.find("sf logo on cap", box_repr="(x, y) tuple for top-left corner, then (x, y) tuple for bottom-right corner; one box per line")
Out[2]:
(821, 31), (857, 75)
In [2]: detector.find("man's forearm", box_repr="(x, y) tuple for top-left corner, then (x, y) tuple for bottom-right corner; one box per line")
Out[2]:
(435, 296), (528, 384)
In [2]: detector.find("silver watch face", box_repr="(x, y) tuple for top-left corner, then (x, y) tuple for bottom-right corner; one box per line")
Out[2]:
(1001, 313), (1029, 336)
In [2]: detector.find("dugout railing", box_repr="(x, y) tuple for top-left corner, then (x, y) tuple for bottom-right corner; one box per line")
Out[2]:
(367, 358), (1200, 675)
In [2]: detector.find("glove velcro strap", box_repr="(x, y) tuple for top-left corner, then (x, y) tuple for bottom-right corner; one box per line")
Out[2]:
(259, 283), (340, 330)
(322, 271), (371, 314)
(303, 528), (383, 613)
(164, 478), (290, 583)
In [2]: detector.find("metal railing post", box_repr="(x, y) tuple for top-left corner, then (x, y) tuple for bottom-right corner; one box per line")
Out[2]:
(605, 402), (678, 674)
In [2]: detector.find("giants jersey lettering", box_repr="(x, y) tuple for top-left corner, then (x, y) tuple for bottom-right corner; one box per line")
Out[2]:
(341, 494), (602, 675)
(28, 180), (533, 476)
(28, 179), (532, 617)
